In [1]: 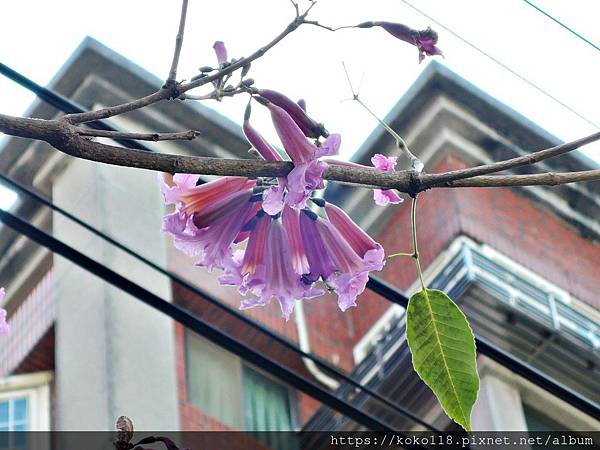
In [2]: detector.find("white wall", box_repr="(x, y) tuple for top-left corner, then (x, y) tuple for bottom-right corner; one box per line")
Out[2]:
(53, 158), (179, 430)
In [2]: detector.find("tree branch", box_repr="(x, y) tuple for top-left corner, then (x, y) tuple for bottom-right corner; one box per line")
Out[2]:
(421, 131), (600, 187)
(2, 113), (598, 193)
(166, 0), (189, 83)
(76, 128), (200, 141)
(437, 170), (600, 188)
(62, 90), (171, 125)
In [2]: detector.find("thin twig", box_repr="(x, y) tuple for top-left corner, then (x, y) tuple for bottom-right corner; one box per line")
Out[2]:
(62, 2), (312, 125)
(303, 20), (336, 31)
(167, 0), (189, 83)
(342, 62), (424, 173)
(438, 170), (600, 188)
(289, 0), (300, 17)
(62, 90), (171, 125)
(421, 131), (600, 187)
(303, 21), (355, 32)
(76, 128), (200, 141)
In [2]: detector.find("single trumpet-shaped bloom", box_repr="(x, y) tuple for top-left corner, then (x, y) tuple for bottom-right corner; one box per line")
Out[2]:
(0, 288), (8, 336)
(237, 214), (323, 320)
(257, 89), (327, 139)
(243, 107), (287, 215)
(371, 154), (404, 206)
(358, 21), (443, 63)
(300, 209), (385, 311)
(160, 173), (258, 270)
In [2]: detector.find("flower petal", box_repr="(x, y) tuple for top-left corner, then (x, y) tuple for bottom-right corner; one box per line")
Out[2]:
(371, 154), (397, 172)
(299, 211), (337, 283)
(0, 288), (8, 336)
(242, 219), (323, 320)
(262, 183), (286, 216)
(325, 202), (379, 256)
(267, 103), (316, 163)
(374, 189), (404, 206)
(282, 205), (309, 275)
(331, 271), (369, 312)
(243, 119), (284, 161)
(315, 133), (341, 158)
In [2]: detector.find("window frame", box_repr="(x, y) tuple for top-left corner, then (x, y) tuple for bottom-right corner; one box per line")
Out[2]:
(0, 371), (52, 431)
(185, 331), (298, 431)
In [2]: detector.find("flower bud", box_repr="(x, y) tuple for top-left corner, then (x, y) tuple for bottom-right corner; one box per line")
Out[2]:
(213, 41), (228, 65)
(256, 89), (327, 139)
(358, 21), (443, 63)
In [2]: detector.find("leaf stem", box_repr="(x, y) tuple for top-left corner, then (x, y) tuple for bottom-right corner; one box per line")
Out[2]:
(411, 194), (426, 291)
(387, 252), (414, 259)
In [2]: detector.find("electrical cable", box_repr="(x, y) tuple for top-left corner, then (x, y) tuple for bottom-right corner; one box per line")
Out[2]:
(399, 0), (600, 130)
(522, 0), (600, 53)
(0, 207), (406, 435)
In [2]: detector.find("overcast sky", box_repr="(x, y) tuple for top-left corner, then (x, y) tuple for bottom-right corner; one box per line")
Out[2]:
(0, 0), (599, 208)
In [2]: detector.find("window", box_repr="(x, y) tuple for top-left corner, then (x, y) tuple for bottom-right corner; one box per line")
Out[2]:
(0, 395), (29, 450)
(0, 396), (28, 431)
(242, 366), (294, 431)
(0, 371), (52, 433)
(186, 332), (297, 432)
(186, 331), (243, 428)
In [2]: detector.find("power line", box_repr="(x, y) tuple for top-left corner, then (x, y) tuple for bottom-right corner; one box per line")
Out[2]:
(0, 208), (404, 434)
(399, 0), (600, 130)
(523, 0), (600, 53)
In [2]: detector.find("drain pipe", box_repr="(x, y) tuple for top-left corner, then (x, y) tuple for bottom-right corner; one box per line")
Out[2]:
(294, 301), (340, 390)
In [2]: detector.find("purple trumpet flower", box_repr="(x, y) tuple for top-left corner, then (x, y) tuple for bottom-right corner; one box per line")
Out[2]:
(257, 89), (327, 139)
(160, 174), (259, 270)
(371, 154), (404, 206)
(236, 213), (323, 320)
(358, 21), (443, 63)
(160, 94), (389, 320)
(300, 209), (385, 311)
(0, 288), (9, 336)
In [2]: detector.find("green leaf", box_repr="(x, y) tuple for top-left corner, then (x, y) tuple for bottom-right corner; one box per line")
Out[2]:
(406, 289), (479, 431)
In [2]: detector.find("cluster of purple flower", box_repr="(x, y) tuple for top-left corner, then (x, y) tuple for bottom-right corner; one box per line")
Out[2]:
(160, 87), (398, 320)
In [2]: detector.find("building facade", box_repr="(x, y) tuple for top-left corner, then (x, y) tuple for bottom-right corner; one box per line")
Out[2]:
(0, 38), (598, 436)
